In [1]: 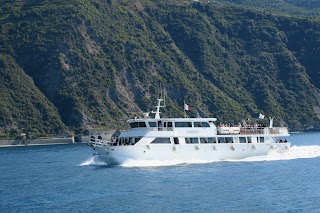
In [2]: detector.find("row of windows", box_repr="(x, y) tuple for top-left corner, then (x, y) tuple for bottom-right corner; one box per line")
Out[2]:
(130, 122), (147, 128)
(151, 138), (171, 144)
(113, 137), (265, 146)
(146, 137), (265, 145)
(118, 137), (141, 146)
(130, 121), (210, 128)
(186, 137), (234, 144)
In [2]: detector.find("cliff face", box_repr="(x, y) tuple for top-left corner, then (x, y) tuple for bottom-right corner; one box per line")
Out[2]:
(0, 55), (65, 136)
(0, 0), (320, 136)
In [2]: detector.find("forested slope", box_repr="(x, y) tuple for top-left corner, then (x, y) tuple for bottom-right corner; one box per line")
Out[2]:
(213, 0), (320, 17)
(0, 0), (319, 137)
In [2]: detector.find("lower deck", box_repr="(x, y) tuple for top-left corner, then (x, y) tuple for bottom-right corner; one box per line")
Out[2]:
(92, 142), (291, 165)
(111, 135), (289, 146)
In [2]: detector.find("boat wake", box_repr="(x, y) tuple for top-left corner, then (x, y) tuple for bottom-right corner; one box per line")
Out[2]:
(120, 159), (218, 167)
(78, 156), (107, 166)
(235, 145), (320, 162)
(120, 145), (320, 167)
(79, 145), (320, 167)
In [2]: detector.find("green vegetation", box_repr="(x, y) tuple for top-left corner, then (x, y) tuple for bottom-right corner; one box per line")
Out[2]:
(0, 0), (320, 137)
(0, 54), (66, 137)
(212, 0), (320, 18)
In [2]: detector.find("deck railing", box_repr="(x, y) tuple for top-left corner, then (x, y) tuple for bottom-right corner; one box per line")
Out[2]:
(239, 127), (289, 135)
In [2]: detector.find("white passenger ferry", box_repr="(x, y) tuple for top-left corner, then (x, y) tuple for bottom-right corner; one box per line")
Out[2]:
(88, 98), (290, 165)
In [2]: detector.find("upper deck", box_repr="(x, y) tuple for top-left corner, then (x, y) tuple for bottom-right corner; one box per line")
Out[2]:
(125, 118), (289, 136)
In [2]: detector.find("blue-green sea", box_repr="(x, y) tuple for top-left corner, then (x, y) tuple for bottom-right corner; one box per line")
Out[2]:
(1, 132), (320, 213)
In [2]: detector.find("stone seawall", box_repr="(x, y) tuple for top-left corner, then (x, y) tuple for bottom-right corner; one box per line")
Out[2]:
(0, 137), (75, 147)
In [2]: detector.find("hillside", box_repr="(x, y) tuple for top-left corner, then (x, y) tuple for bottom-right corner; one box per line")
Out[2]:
(0, 0), (320, 137)
(213, 0), (320, 17)
(0, 55), (66, 137)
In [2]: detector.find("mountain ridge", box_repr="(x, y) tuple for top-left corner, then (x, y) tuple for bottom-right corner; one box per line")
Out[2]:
(0, 0), (320, 137)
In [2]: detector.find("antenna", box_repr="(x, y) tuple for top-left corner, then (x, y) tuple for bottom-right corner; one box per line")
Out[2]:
(159, 82), (163, 100)
(151, 83), (166, 119)
(163, 87), (166, 107)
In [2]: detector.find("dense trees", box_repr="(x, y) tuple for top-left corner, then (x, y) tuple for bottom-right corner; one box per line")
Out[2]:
(0, 0), (319, 138)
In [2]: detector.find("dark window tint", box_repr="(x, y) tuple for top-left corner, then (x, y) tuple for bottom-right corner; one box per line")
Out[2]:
(239, 137), (246, 143)
(202, 122), (210, 127)
(151, 138), (171, 144)
(186, 137), (198, 144)
(175, 122), (192, 127)
(217, 137), (225, 143)
(130, 122), (138, 128)
(200, 138), (207, 143)
(208, 137), (216, 143)
(225, 137), (233, 143)
(139, 122), (146, 127)
(194, 122), (210, 127)
(148, 122), (157, 127)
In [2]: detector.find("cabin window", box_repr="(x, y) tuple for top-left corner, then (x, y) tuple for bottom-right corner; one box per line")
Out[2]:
(194, 122), (202, 127)
(217, 137), (233, 143)
(200, 137), (216, 143)
(148, 122), (157, 127)
(225, 137), (233, 143)
(202, 122), (210, 127)
(217, 137), (224, 143)
(207, 137), (216, 143)
(118, 137), (137, 145)
(174, 138), (179, 144)
(130, 122), (138, 128)
(151, 138), (171, 144)
(194, 122), (210, 127)
(247, 137), (252, 143)
(127, 138), (132, 145)
(135, 137), (141, 143)
(239, 137), (246, 143)
(175, 122), (192, 127)
(186, 137), (199, 144)
(130, 122), (146, 128)
(260, 137), (265, 143)
(139, 122), (146, 127)
(200, 138), (207, 143)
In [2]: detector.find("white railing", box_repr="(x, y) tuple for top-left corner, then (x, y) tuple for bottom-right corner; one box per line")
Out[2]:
(88, 139), (113, 147)
(238, 127), (289, 135)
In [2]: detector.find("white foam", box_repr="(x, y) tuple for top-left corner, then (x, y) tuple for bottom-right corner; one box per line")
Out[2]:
(234, 145), (320, 162)
(80, 145), (320, 167)
(78, 156), (107, 166)
(120, 159), (219, 167)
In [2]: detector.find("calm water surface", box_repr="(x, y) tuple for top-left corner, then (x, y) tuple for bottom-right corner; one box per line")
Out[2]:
(1, 132), (320, 213)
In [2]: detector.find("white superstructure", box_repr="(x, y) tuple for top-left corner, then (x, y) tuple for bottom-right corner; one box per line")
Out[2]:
(88, 98), (290, 165)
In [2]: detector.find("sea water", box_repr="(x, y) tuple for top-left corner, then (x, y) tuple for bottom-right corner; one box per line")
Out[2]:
(0, 132), (320, 213)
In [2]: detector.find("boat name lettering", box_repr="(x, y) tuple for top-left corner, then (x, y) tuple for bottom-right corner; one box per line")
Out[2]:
(187, 130), (199, 134)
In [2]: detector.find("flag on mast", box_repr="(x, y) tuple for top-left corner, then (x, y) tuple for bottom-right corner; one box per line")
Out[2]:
(259, 113), (265, 119)
(184, 103), (190, 111)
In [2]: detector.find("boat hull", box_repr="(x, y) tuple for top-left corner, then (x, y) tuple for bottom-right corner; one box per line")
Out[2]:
(92, 143), (291, 165)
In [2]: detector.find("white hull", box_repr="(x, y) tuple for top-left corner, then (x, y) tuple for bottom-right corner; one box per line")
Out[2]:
(92, 143), (291, 165)
(88, 98), (291, 165)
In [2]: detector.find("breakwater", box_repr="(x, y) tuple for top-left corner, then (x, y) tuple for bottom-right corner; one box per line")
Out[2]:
(0, 137), (75, 147)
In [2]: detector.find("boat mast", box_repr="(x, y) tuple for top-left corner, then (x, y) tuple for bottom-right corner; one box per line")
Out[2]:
(153, 84), (166, 119)
(154, 98), (163, 119)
